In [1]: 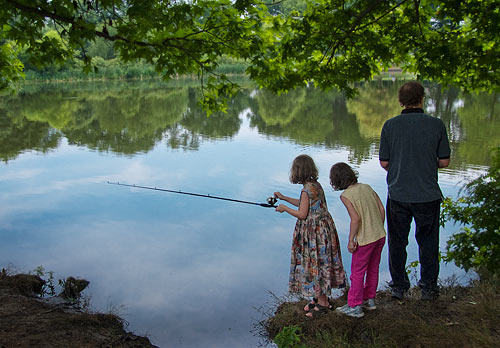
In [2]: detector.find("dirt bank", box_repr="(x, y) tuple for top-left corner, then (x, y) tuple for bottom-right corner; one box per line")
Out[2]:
(263, 278), (499, 348)
(0, 272), (157, 348)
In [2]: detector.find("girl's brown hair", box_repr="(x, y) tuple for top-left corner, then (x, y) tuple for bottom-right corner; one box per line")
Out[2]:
(330, 162), (358, 190)
(290, 155), (318, 184)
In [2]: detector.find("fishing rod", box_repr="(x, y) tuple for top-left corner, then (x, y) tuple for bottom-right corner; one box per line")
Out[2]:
(107, 181), (278, 208)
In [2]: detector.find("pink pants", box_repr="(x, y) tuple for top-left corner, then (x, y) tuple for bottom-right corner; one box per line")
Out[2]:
(348, 237), (385, 307)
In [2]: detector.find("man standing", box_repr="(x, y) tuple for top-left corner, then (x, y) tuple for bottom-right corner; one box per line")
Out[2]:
(379, 81), (450, 300)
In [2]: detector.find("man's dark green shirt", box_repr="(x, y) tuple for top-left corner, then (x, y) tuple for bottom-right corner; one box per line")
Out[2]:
(379, 108), (451, 203)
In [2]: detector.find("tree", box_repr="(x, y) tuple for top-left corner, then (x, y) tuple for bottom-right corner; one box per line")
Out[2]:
(1, 0), (499, 111)
(0, 0), (271, 112)
(0, 32), (24, 90)
(441, 147), (500, 277)
(249, 0), (500, 97)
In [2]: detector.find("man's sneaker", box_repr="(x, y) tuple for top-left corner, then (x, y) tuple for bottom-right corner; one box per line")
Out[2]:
(391, 288), (404, 300)
(362, 298), (377, 310)
(335, 304), (364, 318)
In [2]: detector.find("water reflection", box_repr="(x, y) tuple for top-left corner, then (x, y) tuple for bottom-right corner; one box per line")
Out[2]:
(1, 80), (498, 167)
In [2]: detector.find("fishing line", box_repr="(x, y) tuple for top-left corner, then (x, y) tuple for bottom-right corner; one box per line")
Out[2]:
(107, 181), (277, 208)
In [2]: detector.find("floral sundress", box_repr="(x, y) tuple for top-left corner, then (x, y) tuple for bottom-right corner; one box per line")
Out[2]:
(289, 181), (346, 298)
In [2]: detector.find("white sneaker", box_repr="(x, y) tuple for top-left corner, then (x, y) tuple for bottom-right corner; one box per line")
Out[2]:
(335, 304), (364, 318)
(362, 298), (377, 310)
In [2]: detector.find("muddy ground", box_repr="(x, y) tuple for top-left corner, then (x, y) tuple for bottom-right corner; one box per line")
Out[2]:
(0, 273), (157, 348)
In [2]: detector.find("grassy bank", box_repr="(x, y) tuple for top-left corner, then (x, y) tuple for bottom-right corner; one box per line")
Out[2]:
(262, 277), (499, 348)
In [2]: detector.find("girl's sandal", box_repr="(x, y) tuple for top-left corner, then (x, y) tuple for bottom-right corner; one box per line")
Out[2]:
(303, 298), (318, 312)
(316, 303), (334, 312)
(305, 302), (334, 318)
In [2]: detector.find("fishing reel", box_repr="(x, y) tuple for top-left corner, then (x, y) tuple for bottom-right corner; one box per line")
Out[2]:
(267, 196), (278, 207)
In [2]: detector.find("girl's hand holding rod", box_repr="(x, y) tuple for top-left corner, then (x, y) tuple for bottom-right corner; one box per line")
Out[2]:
(274, 191), (308, 219)
(274, 191), (300, 207)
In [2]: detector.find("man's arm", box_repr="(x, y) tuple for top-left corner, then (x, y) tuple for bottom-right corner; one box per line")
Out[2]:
(379, 122), (390, 172)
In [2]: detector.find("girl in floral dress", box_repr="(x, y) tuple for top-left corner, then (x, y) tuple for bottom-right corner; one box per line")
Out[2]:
(274, 154), (346, 317)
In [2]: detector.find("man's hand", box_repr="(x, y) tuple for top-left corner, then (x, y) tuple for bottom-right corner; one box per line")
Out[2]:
(379, 160), (389, 171)
(438, 158), (450, 168)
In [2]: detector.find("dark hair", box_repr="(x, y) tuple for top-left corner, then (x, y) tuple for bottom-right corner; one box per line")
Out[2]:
(290, 154), (318, 184)
(329, 162), (358, 190)
(398, 81), (425, 107)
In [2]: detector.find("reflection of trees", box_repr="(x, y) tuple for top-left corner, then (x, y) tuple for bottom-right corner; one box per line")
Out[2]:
(164, 124), (201, 151)
(248, 87), (374, 163)
(1, 81), (498, 167)
(180, 87), (243, 139)
(328, 95), (373, 164)
(426, 85), (461, 127)
(163, 87), (247, 150)
(62, 87), (189, 153)
(254, 88), (307, 126)
(0, 81), (247, 158)
(426, 85), (462, 170)
(0, 103), (61, 162)
(0, 83), (190, 156)
(346, 81), (400, 139)
(248, 88), (330, 143)
(454, 92), (500, 167)
(425, 85), (500, 169)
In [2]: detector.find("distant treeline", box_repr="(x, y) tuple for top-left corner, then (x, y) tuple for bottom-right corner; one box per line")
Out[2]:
(20, 29), (248, 81)
(23, 55), (249, 81)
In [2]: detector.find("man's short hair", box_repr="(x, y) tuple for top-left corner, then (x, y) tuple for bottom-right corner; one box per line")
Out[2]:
(398, 81), (425, 107)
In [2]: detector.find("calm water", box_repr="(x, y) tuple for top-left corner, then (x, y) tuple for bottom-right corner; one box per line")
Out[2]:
(0, 79), (498, 347)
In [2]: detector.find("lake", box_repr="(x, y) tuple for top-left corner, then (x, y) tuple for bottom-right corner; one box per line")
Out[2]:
(0, 79), (498, 347)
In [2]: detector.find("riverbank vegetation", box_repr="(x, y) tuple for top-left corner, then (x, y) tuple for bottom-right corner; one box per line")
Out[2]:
(441, 147), (500, 278)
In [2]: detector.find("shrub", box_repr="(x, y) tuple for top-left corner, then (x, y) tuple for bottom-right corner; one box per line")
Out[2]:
(274, 325), (307, 348)
(441, 147), (500, 277)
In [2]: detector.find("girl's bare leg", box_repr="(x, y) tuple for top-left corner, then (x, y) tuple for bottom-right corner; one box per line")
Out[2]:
(317, 294), (330, 307)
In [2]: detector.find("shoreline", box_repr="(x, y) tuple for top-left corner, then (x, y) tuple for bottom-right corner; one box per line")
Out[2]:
(0, 272), (157, 347)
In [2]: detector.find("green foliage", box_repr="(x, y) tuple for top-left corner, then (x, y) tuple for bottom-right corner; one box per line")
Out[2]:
(405, 253), (444, 283)
(441, 147), (500, 276)
(1, 1), (499, 112)
(406, 259), (421, 283)
(0, 35), (25, 89)
(248, 0), (500, 97)
(274, 325), (307, 348)
(33, 265), (56, 296)
(0, 0), (271, 112)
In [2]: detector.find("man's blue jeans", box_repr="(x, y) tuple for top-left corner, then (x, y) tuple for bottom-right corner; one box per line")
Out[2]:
(386, 198), (441, 293)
